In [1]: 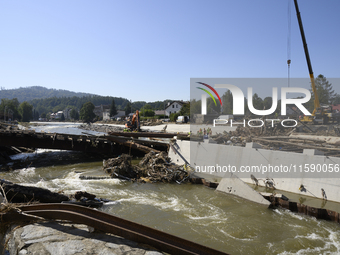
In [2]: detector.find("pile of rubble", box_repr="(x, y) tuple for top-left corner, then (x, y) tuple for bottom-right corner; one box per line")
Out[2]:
(140, 119), (164, 126)
(78, 123), (124, 133)
(103, 151), (190, 183)
(0, 122), (20, 131)
(208, 123), (340, 157)
(210, 123), (295, 146)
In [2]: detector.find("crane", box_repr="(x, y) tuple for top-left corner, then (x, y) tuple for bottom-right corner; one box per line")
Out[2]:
(294, 0), (333, 124)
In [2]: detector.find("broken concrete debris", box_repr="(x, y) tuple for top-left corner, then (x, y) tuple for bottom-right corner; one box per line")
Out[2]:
(203, 124), (340, 157)
(103, 151), (191, 183)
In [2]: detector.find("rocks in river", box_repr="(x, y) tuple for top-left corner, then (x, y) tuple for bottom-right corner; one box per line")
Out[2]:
(0, 179), (69, 203)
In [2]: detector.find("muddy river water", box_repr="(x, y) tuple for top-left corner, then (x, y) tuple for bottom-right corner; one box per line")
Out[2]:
(2, 123), (340, 254)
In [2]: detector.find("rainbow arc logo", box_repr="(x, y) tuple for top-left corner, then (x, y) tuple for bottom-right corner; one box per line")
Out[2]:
(196, 82), (222, 107)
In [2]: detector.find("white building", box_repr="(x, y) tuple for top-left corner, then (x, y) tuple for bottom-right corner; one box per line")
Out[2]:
(103, 110), (125, 120)
(164, 101), (185, 116)
(94, 105), (110, 118)
(50, 111), (64, 120)
(56, 111), (64, 119)
(62, 108), (73, 120)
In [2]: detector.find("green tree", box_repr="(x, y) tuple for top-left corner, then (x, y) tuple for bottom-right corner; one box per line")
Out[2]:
(33, 109), (39, 120)
(207, 97), (220, 114)
(140, 104), (155, 117)
(221, 90), (233, 114)
(170, 112), (179, 122)
(19, 101), (33, 122)
(70, 108), (79, 120)
(249, 93), (263, 115)
(124, 102), (132, 115)
(141, 109), (155, 117)
(60, 113), (65, 121)
(263, 97), (273, 111)
(304, 74), (337, 112)
(52, 105), (64, 113)
(179, 103), (190, 116)
(333, 95), (340, 105)
(109, 99), (117, 117)
(314, 74), (337, 105)
(190, 99), (201, 116)
(0, 98), (20, 120)
(79, 102), (95, 123)
(144, 104), (152, 110)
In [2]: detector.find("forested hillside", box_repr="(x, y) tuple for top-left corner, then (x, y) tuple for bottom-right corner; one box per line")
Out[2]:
(0, 86), (92, 102)
(30, 97), (173, 116)
(0, 86), (174, 118)
(30, 95), (130, 116)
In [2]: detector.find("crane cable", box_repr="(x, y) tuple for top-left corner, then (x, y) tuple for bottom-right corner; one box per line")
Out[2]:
(287, 0), (292, 87)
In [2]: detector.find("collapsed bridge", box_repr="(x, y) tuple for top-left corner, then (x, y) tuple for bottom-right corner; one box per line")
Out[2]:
(0, 129), (173, 156)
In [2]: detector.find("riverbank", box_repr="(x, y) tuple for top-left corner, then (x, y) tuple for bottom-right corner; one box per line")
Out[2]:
(28, 121), (191, 134)
(2, 122), (340, 254)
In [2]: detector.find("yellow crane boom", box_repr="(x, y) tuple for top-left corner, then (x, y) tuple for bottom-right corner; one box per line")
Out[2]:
(293, 0), (320, 115)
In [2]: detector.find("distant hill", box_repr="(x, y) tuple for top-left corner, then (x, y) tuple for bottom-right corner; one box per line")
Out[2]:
(0, 86), (93, 102)
(0, 86), (177, 116)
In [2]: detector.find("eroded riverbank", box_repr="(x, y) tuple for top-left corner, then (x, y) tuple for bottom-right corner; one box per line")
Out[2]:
(1, 122), (340, 254)
(2, 158), (340, 254)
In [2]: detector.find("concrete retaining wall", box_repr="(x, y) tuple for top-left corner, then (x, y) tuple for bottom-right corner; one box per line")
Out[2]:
(169, 139), (340, 203)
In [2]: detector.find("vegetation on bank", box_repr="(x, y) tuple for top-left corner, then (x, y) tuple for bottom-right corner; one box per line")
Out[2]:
(0, 86), (175, 122)
(191, 74), (340, 116)
(0, 86), (92, 102)
(1, 74), (336, 122)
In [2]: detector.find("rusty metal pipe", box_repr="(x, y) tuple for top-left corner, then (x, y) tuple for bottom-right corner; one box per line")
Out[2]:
(19, 203), (228, 255)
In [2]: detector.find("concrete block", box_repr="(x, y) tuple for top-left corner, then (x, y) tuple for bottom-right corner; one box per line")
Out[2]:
(303, 149), (324, 156)
(216, 173), (270, 206)
(245, 142), (262, 149)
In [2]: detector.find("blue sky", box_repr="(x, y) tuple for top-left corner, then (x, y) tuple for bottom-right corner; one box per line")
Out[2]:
(1, 0), (339, 102)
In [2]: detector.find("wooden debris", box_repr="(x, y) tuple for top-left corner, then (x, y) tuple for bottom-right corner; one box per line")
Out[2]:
(103, 152), (190, 183)
(106, 135), (161, 154)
